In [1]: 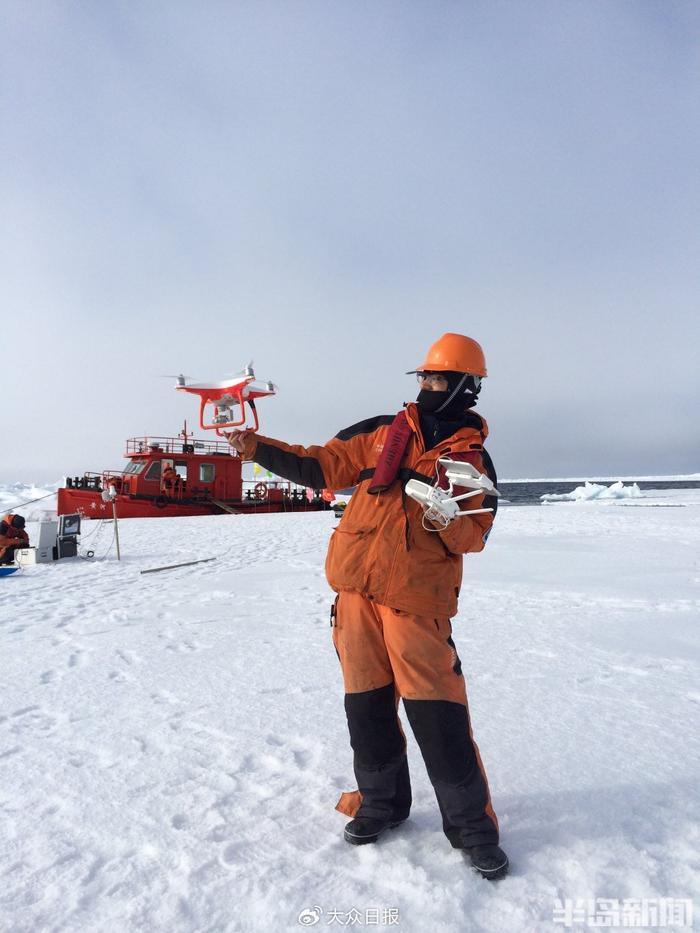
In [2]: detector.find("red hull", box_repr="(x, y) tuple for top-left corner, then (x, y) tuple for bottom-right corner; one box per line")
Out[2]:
(57, 487), (330, 519)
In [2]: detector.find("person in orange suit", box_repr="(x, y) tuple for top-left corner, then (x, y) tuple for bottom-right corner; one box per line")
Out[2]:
(227, 334), (508, 879)
(0, 513), (30, 564)
(161, 465), (183, 499)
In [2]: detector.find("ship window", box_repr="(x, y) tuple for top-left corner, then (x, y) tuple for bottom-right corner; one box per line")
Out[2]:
(144, 461), (162, 482)
(123, 461), (146, 475)
(174, 462), (187, 479)
(199, 463), (215, 483)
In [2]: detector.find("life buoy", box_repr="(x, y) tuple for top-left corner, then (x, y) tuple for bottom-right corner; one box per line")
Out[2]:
(253, 482), (268, 501)
(154, 495), (168, 509)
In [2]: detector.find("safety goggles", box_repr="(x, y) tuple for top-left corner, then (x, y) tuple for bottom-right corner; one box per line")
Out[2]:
(416, 372), (449, 387)
(416, 372), (482, 392)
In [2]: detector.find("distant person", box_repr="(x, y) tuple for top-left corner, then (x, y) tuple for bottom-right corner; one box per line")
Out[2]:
(0, 514), (29, 564)
(161, 465), (183, 498)
(226, 333), (508, 880)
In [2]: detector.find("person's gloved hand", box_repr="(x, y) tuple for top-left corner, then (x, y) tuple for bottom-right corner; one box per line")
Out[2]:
(225, 429), (254, 453)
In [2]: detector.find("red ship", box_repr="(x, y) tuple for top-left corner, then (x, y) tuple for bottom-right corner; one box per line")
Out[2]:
(57, 425), (333, 520)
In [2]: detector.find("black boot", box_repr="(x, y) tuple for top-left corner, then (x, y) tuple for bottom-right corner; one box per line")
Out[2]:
(343, 817), (405, 846)
(464, 844), (509, 880)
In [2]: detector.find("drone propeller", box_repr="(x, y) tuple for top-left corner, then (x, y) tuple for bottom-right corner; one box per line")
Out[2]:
(159, 373), (199, 386)
(223, 359), (256, 380)
(231, 363), (278, 394)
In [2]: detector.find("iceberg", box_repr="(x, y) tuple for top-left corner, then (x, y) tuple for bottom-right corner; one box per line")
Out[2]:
(541, 480), (643, 502)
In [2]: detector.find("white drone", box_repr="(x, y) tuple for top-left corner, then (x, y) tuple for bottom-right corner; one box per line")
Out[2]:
(405, 459), (500, 529)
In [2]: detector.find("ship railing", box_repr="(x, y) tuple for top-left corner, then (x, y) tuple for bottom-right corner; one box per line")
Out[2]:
(240, 478), (326, 504)
(125, 436), (231, 456)
(65, 470), (132, 492)
(65, 471), (104, 491)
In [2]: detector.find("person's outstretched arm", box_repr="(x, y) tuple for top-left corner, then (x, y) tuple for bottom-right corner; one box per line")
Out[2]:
(227, 427), (365, 491)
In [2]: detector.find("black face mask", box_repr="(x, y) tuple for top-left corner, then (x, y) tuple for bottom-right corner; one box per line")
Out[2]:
(416, 389), (478, 417)
(416, 387), (450, 413)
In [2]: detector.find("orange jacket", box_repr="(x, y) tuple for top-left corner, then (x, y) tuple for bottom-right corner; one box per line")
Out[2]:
(239, 403), (496, 618)
(0, 514), (29, 559)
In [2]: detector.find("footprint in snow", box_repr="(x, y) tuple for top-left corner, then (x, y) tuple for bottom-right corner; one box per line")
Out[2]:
(221, 844), (239, 865)
(81, 856), (107, 887)
(293, 748), (313, 769)
(164, 641), (200, 653)
(171, 813), (188, 831)
(207, 824), (231, 843)
(108, 670), (132, 684)
(115, 648), (140, 666)
(150, 689), (180, 706)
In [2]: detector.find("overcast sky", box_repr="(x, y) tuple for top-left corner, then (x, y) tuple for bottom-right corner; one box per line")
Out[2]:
(2, 1), (699, 483)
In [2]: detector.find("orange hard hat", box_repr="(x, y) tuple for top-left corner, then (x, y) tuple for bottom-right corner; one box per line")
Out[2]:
(409, 333), (487, 377)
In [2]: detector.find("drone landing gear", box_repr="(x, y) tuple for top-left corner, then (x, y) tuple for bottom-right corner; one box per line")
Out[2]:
(206, 397), (259, 436)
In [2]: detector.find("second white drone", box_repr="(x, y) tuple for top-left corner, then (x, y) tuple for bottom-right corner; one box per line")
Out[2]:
(405, 458), (500, 528)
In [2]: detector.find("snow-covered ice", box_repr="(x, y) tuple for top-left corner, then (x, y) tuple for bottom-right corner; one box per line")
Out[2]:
(0, 482), (58, 521)
(1, 488), (699, 932)
(541, 481), (643, 502)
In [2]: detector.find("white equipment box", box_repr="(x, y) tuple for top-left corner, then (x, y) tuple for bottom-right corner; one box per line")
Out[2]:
(16, 546), (54, 565)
